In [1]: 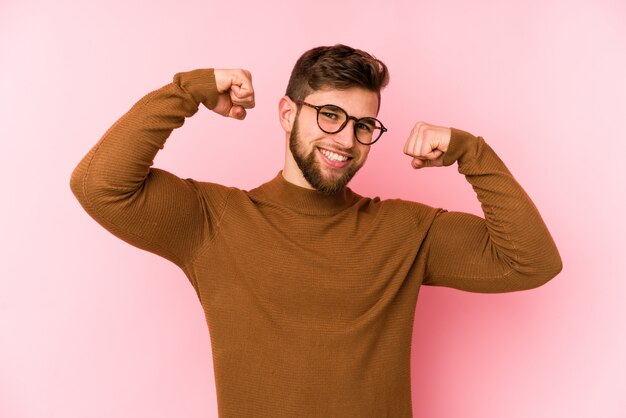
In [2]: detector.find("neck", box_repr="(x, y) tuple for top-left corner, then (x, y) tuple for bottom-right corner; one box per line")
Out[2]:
(254, 171), (356, 215)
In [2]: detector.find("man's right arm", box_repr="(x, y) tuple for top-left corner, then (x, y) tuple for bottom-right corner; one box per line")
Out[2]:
(69, 68), (255, 268)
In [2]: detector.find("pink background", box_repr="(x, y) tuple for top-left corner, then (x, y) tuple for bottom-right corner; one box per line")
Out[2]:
(2, 0), (625, 417)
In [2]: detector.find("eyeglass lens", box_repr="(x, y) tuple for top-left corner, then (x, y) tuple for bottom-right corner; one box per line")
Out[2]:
(316, 105), (383, 144)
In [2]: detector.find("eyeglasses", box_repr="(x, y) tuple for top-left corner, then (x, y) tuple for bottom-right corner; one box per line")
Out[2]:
(295, 101), (387, 145)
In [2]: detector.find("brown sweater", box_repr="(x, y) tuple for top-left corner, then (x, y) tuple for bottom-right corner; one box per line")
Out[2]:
(70, 69), (562, 417)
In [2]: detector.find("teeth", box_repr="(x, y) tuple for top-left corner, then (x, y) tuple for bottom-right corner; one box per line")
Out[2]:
(319, 148), (348, 162)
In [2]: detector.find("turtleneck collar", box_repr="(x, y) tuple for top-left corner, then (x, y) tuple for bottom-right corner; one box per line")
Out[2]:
(250, 171), (358, 215)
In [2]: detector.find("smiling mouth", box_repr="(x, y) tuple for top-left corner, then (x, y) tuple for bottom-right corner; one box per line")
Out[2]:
(317, 147), (352, 163)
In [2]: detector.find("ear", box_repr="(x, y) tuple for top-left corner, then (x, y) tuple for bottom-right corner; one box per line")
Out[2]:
(278, 96), (297, 133)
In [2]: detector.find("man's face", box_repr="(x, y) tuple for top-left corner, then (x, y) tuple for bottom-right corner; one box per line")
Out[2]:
(286, 87), (380, 194)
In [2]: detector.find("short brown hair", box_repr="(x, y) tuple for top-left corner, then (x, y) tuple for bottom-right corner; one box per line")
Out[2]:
(285, 44), (389, 110)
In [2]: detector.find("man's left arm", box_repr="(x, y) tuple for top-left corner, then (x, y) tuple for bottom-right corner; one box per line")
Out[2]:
(406, 123), (563, 293)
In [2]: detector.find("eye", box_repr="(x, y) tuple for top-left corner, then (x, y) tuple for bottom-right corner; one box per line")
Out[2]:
(319, 105), (345, 123)
(356, 119), (376, 133)
(320, 111), (340, 121)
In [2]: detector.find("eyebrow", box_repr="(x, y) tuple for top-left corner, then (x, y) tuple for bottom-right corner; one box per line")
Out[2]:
(326, 104), (376, 119)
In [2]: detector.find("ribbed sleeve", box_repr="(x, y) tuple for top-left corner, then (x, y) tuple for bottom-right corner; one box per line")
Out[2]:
(422, 128), (563, 292)
(69, 69), (229, 270)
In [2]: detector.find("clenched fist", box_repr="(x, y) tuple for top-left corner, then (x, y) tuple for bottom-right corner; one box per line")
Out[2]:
(403, 122), (452, 169)
(212, 69), (255, 120)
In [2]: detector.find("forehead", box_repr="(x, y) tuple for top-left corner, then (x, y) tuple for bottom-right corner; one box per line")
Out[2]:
(304, 87), (379, 117)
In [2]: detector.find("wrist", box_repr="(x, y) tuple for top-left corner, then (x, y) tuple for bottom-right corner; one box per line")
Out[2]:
(173, 68), (219, 109)
(442, 128), (479, 166)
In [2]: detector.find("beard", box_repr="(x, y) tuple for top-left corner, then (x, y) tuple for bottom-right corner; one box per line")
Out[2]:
(289, 119), (364, 195)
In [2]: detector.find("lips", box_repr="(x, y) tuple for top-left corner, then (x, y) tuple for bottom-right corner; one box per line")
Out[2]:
(317, 147), (353, 168)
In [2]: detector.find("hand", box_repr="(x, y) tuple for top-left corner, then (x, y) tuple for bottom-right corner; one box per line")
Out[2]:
(403, 122), (452, 169)
(212, 69), (255, 120)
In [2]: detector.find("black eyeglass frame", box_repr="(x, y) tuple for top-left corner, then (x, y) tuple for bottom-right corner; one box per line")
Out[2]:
(295, 100), (388, 145)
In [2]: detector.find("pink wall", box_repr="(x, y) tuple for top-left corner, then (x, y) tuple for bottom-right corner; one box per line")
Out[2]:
(2, 0), (625, 417)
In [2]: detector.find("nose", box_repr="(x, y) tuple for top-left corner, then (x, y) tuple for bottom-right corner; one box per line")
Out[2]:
(330, 119), (357, 149)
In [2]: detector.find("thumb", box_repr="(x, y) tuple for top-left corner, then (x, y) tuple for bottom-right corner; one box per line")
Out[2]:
(412, 156), (440, 169)
(212, 95), (247, 120)
(229, 105), (247, 120)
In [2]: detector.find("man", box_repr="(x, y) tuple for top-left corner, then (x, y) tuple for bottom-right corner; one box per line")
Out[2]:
(70, 45), (562, 417)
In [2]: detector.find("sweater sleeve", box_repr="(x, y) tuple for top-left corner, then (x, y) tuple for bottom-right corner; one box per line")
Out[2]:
(69, 69), (229, 269)
(421, 128), (562, 293)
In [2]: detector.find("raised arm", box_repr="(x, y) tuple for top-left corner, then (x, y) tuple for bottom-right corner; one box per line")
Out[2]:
(405, 123), (562, 293)
(69, 68), (255, 268)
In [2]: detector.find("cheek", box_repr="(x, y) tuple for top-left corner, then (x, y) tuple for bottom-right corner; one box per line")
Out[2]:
(357, 145), (371, 162)
(301, 129), (325, 148)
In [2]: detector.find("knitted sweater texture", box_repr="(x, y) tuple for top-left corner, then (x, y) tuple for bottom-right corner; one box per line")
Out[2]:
(70, 69), (562, 417)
